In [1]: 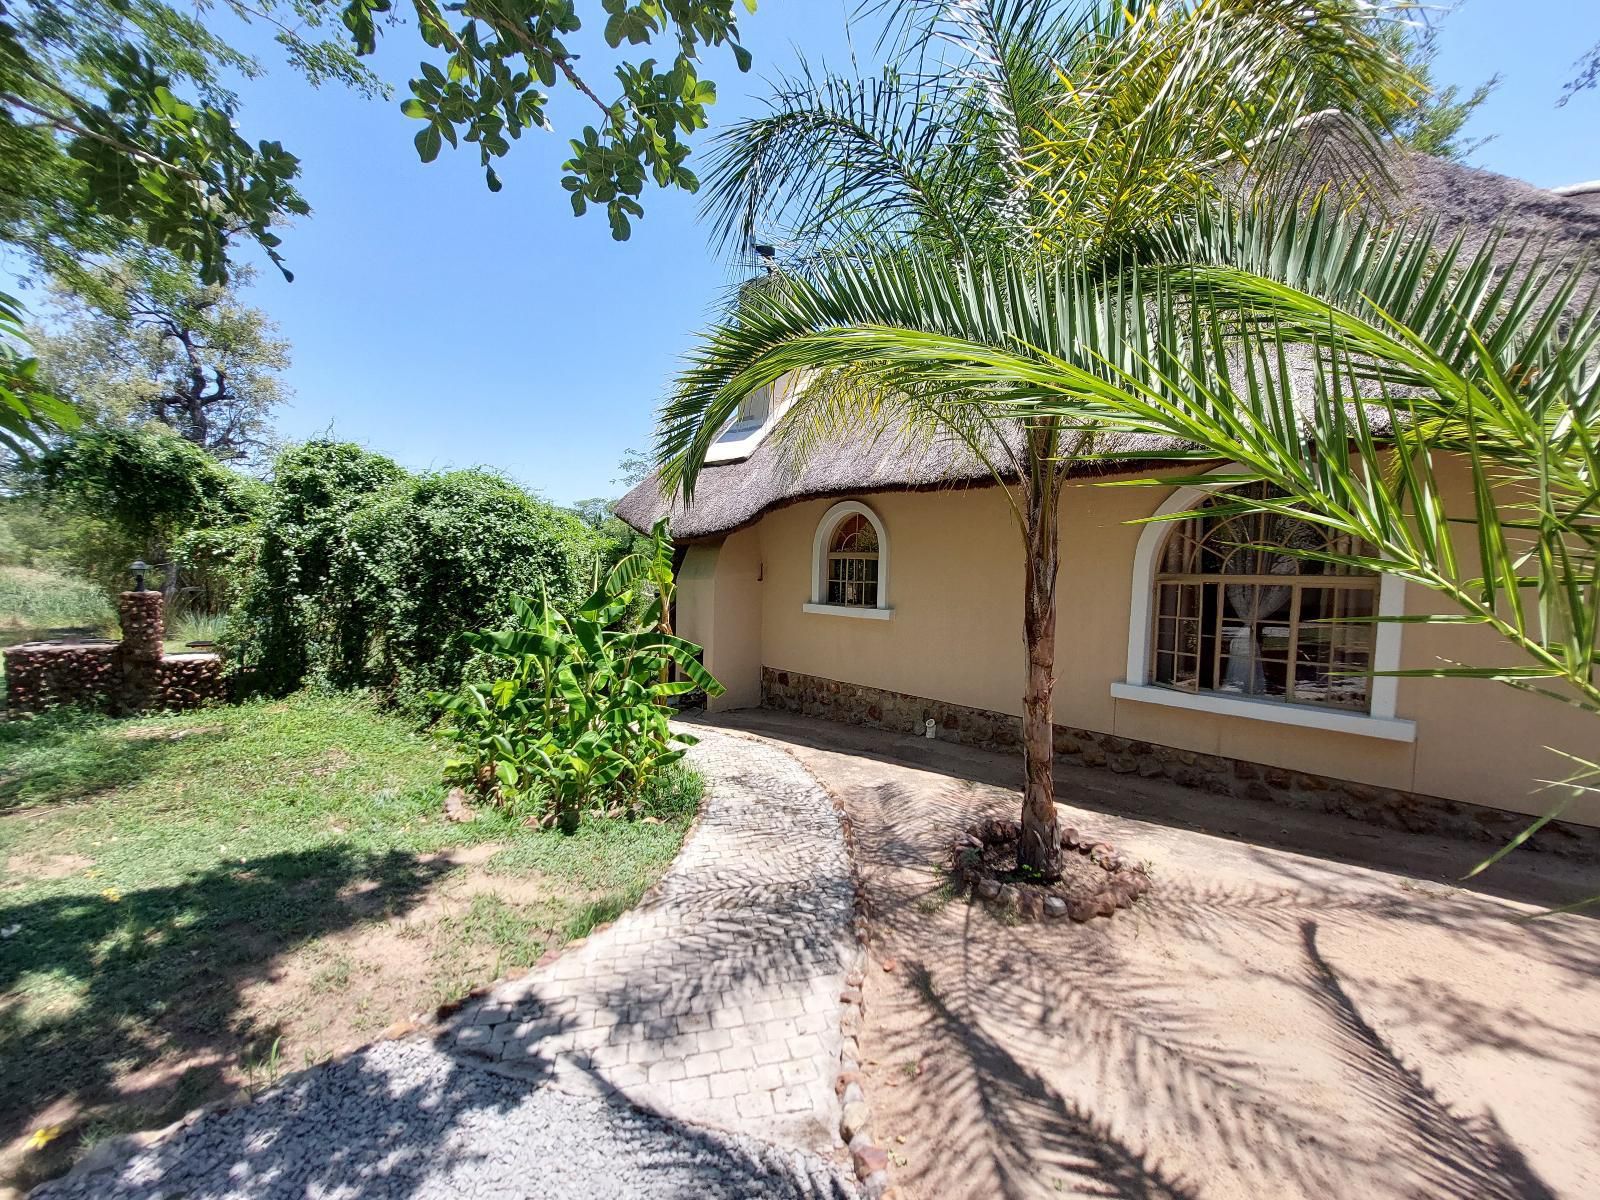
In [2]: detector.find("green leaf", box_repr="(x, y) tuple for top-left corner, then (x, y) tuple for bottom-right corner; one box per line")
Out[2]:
(415, 123), (444, 163)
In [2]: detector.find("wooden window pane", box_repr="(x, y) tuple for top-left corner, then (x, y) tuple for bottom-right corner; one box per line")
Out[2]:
(1152, 484), (1380, 713)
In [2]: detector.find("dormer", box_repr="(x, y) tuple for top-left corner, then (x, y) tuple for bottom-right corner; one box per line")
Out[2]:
(703, 372), (801, 465)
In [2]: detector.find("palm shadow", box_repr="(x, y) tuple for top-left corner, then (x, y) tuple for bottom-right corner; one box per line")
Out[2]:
(1299, 920), (1558, 1200)
(903, 959), (1197, 1200)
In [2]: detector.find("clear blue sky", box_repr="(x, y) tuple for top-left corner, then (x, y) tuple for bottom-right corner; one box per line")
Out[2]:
(16, 2), (1600, 505)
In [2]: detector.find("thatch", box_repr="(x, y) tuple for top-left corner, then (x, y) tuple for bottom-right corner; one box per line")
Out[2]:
(618, 152), (1600, 540)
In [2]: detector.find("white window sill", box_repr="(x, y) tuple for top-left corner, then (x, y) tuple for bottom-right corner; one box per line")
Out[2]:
(802, 603), (893, 621)
(1110, 681), (1416, 743)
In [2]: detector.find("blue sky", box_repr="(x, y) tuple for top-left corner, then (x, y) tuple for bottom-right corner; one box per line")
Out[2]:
(16, 2), (1600, 505)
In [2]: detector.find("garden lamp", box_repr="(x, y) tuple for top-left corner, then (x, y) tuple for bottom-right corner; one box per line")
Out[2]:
(130, 560), (150, 592)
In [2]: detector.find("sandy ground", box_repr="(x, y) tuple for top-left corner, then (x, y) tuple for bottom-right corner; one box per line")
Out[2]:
(707, 710), (1600, 1200)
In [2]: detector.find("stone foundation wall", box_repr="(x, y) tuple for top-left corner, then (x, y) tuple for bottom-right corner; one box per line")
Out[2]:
(4, 592), (224, 717)
(3, 642), (118, 712)
(761, 666), (1600, 857)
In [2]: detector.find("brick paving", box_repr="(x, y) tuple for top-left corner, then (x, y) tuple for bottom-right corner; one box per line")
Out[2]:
(438, 723), (857, 1154)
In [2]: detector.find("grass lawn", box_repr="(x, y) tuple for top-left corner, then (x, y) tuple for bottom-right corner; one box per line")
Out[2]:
(0, 691), (699, 1189)
(0, 566), (115, 656)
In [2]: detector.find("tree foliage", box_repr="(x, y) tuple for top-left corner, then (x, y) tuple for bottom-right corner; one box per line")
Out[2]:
(31, 423), (261, 553)
(1560, 39), (1599, 106)
(31, 257), (291, 462)
(0, 0), (337, 283)
(0, 290), (78, 457)
(390, 0), (755, 241)
(25, 423), (262, 602)
(1, 0), (755, 288)
(1372, 7), (1496, 161)
(225, 441), (613, 711)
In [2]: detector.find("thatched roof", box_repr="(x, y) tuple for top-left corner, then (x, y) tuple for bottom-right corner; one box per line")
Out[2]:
(618, 151), (1600, 540)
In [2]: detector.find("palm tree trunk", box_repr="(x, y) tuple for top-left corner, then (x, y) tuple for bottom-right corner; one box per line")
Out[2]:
(1018, 466), (1061, 874)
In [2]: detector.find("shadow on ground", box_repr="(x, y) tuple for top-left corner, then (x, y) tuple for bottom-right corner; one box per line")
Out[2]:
(709, 709), (1600, 1200)
(30, 1040), (853, 1200)
(704, 709), (1600, 914)
(0, 845), (454, 1186)
(0, 720), (228, 813)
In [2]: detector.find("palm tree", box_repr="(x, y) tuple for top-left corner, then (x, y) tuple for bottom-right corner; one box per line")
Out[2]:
(659, 0), (1413, 872)
(661, 196), (1600, 902)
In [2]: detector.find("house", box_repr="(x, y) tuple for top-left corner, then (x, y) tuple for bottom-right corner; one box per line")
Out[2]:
(617, 154), (1600, 849)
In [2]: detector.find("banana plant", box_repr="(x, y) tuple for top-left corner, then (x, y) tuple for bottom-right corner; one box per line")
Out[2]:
(435, 521), (723, 832)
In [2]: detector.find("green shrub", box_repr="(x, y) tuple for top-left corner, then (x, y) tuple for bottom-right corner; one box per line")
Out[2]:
(20, 427), (263, 606)
(436, 527), (723, 832)
(226, 442), (613, 712)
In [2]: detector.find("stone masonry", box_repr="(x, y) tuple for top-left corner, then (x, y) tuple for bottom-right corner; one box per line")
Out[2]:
(438, 724), (857, 1154)
(4, 591), (224, 716)
(762, 666), (1600, 858)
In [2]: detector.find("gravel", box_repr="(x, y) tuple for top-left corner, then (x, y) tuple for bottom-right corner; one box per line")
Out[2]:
(33, 1040), (858, 1200)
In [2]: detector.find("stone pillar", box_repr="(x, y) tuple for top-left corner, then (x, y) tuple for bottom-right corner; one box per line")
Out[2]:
(117, 591), (164, 659)
(114, 590), (164, 712)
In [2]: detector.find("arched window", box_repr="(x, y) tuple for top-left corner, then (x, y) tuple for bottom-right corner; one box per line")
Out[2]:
(1150, 482), (1379, 712)
(806, 501), (892, 619)
(827, 514), (880, 606)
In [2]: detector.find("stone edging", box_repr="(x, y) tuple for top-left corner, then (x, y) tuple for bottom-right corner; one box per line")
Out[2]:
(949, 816), (1151, 921)
(762, 667), (1600, 859)
(713, 725), (894, 1200)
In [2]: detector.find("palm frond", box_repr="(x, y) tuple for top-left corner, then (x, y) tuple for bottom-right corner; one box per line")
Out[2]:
(696, 62), (980, 259)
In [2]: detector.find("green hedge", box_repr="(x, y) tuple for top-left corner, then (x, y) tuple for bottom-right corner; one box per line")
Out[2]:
(225, 442), (614, 712)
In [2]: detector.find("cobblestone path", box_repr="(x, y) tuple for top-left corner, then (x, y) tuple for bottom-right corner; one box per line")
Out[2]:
(439, 724), (858, 1153)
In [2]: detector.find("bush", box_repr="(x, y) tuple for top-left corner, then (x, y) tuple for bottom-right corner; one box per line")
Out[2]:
(226, 442), (614, 711)
(20, 426), (263, 606)
(436, 528), (724, 832)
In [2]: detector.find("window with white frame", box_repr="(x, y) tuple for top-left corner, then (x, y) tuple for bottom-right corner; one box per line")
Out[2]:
(1150, 482), (1379, 712)
(807, 501), (891, 617)
(826, 513), (880, 606)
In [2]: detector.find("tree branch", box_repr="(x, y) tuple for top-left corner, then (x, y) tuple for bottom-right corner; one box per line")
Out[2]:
(1, 92), (206, 184)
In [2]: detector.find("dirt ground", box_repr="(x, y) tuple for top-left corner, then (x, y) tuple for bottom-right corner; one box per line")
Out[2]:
(714, 710), (1600, 1200)
(0, 847), (595, 1191)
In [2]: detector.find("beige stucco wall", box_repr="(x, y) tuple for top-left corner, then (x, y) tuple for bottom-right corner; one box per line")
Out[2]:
(679, 467), (1600, 827)
(675, 533), (763, 711)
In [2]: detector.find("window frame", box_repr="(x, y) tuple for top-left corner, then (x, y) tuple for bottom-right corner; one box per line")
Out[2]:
(1117, 467), (1415, 742)
(806, 500), (893, 620)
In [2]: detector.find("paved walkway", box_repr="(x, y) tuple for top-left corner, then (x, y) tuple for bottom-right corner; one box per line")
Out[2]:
(36, 724), (860, 1199)
(715, 709), (1600, 1200)
(438, 724), (858, 1152)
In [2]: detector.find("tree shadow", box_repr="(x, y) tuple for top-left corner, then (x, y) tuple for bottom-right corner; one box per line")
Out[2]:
(30, 1042), (855, 1200)
(705, 709), (1600, 915)
(744, 713), (1593, 1199)
(1299, 920), (1558, 1200)
(0, 844), (455, 1170)
(0, 713), (228, 812)
(901, 958), (1197, 1200)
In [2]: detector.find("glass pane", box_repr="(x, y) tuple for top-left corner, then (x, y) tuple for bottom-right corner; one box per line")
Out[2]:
(832, 514), (879, 555)
(1152, 583), (1202, 691)
(1292, 586), (1375, 709)
(1150, 482), (1381, 713)
(1215, 582), (1293, 699)
(827, 555), (878, 606)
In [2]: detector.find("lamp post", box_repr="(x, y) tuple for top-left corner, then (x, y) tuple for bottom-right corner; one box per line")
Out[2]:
(130, 560), (150, 592)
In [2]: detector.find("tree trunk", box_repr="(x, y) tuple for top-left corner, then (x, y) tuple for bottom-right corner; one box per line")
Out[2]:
(1018, 467), (1061, 875)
